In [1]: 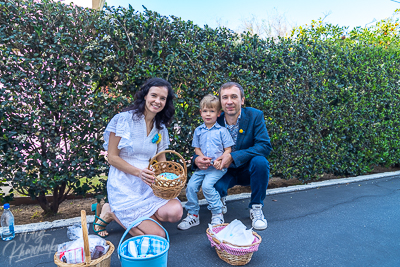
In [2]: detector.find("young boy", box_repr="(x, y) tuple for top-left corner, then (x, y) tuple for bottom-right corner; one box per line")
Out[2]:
(177, 94), (234, 230)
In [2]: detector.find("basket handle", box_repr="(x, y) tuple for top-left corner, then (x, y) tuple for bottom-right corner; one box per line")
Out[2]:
(81, 210), (91, 265)
(148, 150), (187, 178)
(117, 217), (170, 255)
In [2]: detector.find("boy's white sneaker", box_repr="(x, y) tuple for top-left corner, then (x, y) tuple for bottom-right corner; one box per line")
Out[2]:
(221, 197), (227, 214)
(250, 204), (268, 230)
(177, 213), (200, 230)
(211, 213), (224, 225)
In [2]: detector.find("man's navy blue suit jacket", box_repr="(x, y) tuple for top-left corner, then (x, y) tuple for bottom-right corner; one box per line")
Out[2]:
(216, 107), (272, 168)
(192, 107), (272, 169)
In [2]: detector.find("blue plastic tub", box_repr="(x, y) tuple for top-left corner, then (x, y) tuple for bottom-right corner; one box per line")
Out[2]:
(118, 217), (169, 267)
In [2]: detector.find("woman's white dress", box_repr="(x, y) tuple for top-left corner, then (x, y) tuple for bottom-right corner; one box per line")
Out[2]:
(103, 111), (171, 228)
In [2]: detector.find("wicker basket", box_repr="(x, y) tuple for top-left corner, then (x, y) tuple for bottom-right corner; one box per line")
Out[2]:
(54, 210), (115, 267)
(149, 150), (187, 200)
(206, 223), (262, 266)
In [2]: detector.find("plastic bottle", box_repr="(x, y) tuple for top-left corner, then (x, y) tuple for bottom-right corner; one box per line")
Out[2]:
(1, 203), (15, 241)
(139, 237), (150, 256)
(128, 241), (138, 257)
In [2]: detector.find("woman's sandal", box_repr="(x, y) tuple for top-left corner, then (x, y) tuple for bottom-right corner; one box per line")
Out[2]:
(91, 203), (110, 237)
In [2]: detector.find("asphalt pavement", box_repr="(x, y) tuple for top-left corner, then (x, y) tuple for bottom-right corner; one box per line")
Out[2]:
(1, 175), (399, 267)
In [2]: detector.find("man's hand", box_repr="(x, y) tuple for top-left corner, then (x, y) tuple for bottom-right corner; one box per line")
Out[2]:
(195, 155), (212, 170)
(216, 153), (233, 169)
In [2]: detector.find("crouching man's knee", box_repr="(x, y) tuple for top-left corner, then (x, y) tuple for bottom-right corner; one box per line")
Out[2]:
(249, 156), (269, 172)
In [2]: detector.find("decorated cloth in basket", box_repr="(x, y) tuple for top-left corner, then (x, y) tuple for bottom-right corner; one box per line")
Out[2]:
(206, 223), (262, 266)
(149, 150), (187, 200)
(127, 236), (168, 256)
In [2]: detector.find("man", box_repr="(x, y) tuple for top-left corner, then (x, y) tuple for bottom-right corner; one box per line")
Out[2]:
(194, 82), (272, 230)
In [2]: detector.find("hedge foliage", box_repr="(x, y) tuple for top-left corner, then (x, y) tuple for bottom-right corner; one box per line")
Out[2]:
(1, 1), (399, 211)
(0, 0), (125, 212)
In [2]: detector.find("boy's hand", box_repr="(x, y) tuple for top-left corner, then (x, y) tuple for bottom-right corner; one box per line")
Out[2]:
(216, 153), (233, 169)
(213, 159), (222, 170)
(195, 155), (212, 170)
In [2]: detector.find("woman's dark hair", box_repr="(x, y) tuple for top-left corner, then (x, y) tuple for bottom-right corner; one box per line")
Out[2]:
(122, 78), (175, 130)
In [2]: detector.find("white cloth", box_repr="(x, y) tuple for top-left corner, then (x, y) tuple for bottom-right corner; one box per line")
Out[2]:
(103, 111), (171, 228)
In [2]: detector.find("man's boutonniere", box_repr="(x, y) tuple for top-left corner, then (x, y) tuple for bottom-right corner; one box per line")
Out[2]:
(152, 133), (162, 144)
(239, 129), (244, 134)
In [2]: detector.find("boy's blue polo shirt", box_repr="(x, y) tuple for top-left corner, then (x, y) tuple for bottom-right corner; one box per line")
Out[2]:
(192, 122), (234, 162)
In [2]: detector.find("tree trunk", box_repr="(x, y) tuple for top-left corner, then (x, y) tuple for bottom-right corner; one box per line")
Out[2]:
(37, 192), (54, 215)
(36, 182), (70, 215)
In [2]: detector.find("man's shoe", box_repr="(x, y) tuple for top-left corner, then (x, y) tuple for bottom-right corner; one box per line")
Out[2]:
(221, 197), (227, 214)
(250, 204), (268, 230)
(177, 213), (200, 230)
(211, 213), (224, 225)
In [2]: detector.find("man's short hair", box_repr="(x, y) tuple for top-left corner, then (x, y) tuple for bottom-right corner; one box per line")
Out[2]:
(218, 82), (245, 99)
(200, 94), (221, 111)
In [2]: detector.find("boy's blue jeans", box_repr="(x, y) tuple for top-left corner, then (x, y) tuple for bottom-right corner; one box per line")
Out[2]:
(185, 167), (227, 215)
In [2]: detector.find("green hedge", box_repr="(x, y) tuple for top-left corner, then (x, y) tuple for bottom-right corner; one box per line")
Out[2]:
(1, 0), (399, 210)
(0, 0), (126, 212)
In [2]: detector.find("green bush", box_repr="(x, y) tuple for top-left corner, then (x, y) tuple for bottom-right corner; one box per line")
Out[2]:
(1, 1), (399, 213)
(0, 0), (128, 214)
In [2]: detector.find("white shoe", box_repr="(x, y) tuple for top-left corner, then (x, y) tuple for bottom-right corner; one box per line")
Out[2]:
(177, 213), (200, 230)
(211, 213), (224, 225)
(250, 204), (268, 230)
(221, 197), (227, 214)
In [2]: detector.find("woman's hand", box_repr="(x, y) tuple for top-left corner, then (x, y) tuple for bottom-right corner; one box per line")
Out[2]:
(139, 168), (155, 186)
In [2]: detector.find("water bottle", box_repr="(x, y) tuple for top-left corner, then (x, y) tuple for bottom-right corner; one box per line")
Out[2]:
(1, 203), (15, 241)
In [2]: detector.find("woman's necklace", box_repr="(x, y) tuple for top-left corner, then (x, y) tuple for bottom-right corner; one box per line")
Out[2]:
(146, 120), (154, 136)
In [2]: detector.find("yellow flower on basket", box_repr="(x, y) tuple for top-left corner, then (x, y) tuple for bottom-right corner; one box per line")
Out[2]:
(239, 129), (244, 134)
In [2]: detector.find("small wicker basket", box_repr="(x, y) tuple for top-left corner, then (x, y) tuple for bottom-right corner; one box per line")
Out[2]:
(54, 210), (115, 267)
(149, 150), (187, 200)
(206, 223), (262, 266)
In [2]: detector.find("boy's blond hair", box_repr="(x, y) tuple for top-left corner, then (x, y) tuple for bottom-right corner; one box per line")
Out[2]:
(200, 94), (221, 111)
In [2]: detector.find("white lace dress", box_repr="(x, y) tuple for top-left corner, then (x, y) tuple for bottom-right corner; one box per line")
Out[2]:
(103, 111), (171, 228)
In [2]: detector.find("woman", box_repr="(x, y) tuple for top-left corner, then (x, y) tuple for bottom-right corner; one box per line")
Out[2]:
(93, 78), (183, 238)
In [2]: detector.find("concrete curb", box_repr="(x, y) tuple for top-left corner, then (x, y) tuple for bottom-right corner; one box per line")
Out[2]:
(199, 170), (400, 205)
(14, 215), (95, 234)
(14, 170), (400, 234)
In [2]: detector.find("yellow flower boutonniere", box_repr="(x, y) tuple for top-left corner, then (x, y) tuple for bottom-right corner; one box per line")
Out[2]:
(152, 133), (162, 144)
(239, 129), (244, 134)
